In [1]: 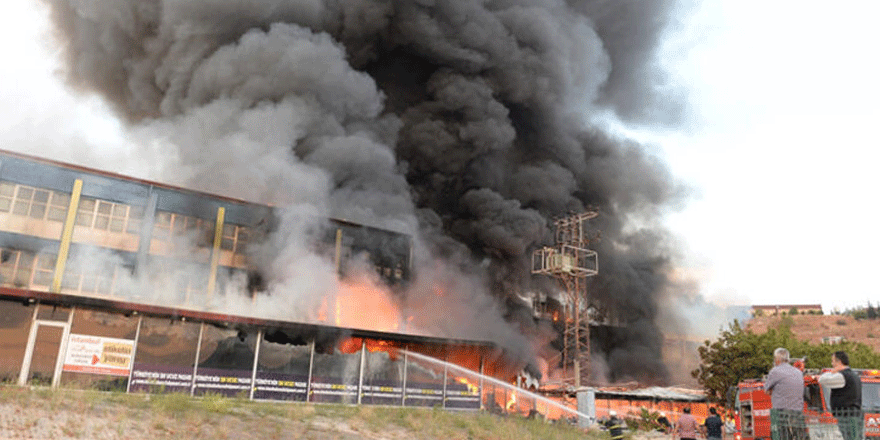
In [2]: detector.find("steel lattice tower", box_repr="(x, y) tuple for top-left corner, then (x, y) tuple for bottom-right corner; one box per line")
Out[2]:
(531, 212), (598, 387)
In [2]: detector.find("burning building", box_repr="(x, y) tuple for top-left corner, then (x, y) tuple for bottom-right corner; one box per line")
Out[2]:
(5, 0), (693, 405)
(0, 148), (496, 409)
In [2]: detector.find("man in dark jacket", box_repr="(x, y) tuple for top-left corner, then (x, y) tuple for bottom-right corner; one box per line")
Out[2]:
(703, 407), (723, 440)
(819, 350), (862, 440)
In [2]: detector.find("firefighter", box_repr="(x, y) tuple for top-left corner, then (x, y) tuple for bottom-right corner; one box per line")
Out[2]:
(657, 411), (672, 433)
(604, 410), (625, 440)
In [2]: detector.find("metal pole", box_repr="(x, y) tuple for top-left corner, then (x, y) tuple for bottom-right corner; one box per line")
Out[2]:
(479, 355), (484, 410)
(52, 306), (75, 388)
(306, 340), (315, 402)
(249, 330), (262, 400)
(401, 347), (408, 407)
(357, 340), (366, 405)
(18, 303), (40, 386)
(442, 353), (448, 409)
(126, 315), (143, 394)
(191, 322), (204, 396)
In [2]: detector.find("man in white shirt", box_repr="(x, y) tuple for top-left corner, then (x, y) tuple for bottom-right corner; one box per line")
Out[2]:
(818, 351), (862, 440)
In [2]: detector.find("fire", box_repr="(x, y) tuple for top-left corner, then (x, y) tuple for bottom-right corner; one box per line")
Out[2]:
(506, 391), (517, 410)
(445, 345), (484, 372)
(317, 298), (328, 322)
(335, 337), (402, 360)
(456, 377), (479, 395)
(329, 280), (402, 332)
(338, 337), (363, 354)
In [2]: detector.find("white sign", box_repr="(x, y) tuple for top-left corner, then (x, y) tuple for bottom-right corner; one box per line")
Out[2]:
(63, 334), (135, 376)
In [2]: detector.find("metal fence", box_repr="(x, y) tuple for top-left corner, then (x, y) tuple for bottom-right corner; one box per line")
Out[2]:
(770, 408), (864, 440)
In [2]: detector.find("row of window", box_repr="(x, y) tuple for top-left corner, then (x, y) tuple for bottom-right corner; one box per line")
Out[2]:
(0, 182), (69, 222)
(0, 181), (251, 254)
(0, 249), (116, 294)
(0, 247), (231, 303)
(76, 197), (144, 235)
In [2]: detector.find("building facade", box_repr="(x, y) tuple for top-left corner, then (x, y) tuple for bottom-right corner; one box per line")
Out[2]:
(0, 149), (489, 410)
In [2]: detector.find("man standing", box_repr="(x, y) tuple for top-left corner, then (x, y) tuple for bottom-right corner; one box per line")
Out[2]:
(764, 347), (805, 440)
(703, 407), (723, 440)
(674, 407), (700, 440)
(819, 351), (862, 440)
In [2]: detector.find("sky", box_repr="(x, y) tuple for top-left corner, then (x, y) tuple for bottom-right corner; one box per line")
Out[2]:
(1, 1), (878, 316)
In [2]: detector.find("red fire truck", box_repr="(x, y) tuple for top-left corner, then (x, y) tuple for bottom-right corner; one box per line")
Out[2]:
(733, 368), (880, 440)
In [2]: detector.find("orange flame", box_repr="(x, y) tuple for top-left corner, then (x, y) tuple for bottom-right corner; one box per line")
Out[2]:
(338, 337), (363, 354)
(455, 377), (479, 395)
(506, 391), (517, 410)
(331, 281), (402, 332)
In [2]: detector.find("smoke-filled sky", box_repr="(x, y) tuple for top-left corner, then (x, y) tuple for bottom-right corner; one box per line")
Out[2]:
(1, 0), (879, 382)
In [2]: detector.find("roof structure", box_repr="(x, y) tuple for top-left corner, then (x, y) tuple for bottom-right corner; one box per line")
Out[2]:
(590, 386), (706, 402)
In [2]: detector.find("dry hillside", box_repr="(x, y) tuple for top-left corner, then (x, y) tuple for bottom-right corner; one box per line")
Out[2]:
(745, 314), (880, 353)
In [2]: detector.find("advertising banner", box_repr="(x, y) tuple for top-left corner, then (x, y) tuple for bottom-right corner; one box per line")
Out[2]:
(309, 376), (358, 403)
(403, 382), (445, 407)
(361, 379), (403, 405)
(129, 363), (194, 393)
(193, 367), (253, 397)
(253, 371), (309, 402)
(444, 382), (481, 410)
(62, 334), (134, 376)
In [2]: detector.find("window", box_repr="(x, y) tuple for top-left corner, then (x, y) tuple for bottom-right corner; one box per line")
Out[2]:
(0, 182), (70, 222)
(30, 254), (57, 287)
(0, 248), (36, 288)
(75, 197), (144, 234)
(60, 264), (115, 296)
(220, 224), (250, 253)
(175, 271), (206, 305)
(153, 211), (213, 247)
(864, 382), (880, 412)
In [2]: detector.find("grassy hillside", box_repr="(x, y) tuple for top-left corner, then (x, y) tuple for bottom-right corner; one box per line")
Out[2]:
(0, 386), (603, 440)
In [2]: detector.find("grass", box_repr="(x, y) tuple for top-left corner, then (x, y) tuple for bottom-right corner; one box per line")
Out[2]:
(0, 384), (605, 440)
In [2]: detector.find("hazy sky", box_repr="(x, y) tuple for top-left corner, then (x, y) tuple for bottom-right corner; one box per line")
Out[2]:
(649, 2), (880, 313)
(2, 1), (878, 314)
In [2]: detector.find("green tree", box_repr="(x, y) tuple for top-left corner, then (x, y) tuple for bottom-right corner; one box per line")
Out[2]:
(692, 320), (880, 408)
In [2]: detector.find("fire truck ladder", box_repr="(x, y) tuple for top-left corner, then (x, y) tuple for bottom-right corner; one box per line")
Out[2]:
(531, 212), (599, 388)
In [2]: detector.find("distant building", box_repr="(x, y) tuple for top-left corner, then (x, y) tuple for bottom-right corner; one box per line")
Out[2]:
(822, 336), (846, 345)
(751, 304), (823, 316)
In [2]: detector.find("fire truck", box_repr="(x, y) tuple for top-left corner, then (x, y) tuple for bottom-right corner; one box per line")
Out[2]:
(733, 368), (880, 440)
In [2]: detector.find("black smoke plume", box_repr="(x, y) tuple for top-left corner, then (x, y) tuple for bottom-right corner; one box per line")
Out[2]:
(41, 0), (689, 383)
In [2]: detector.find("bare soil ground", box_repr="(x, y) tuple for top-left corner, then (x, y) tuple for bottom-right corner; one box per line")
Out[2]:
(746, 314), (880, 352)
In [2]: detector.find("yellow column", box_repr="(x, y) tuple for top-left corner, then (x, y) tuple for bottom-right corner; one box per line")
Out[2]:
(51, 179), (83, 293)
(332, 228), (342, 324)
(206, 207), (225, 297)
(334, 228), (342, 273)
